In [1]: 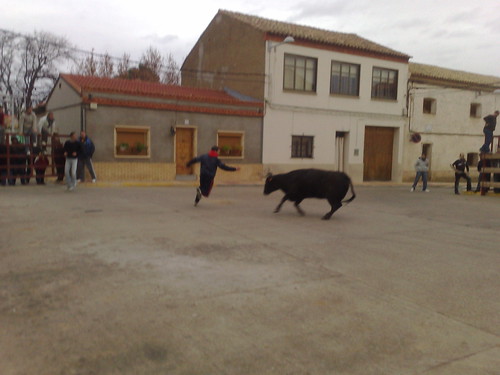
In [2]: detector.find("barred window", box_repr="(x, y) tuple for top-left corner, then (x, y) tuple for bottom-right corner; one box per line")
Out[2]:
(291, 135), (314, 158)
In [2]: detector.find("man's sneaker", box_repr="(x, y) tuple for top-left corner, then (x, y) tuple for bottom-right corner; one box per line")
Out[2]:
(194, 187), (202, 206)
(410, 187), (415, 192)
(92, 179), (96, 183)
(424, 189), (430, 193)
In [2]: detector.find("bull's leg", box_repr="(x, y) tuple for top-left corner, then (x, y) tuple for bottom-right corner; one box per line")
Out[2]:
(274, 194), (289, 213)
(322, 200), (342, 220)
(294, 199), (305, 216)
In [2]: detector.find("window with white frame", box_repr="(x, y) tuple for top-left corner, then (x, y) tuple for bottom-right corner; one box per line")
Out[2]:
(330, 61), (360, 96)
(283, 54), (317, 92)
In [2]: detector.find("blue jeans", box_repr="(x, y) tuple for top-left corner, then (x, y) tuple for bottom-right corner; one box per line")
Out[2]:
(412, 171), (428, 190)
(65, 158), (78, 189)
(480, 128), (493, 152)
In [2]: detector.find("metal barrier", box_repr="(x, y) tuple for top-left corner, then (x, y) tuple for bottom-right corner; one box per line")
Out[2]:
(0, 132), (69, 185)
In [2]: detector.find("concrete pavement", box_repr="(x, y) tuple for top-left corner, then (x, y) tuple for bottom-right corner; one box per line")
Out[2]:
(0, 183), (499, 374)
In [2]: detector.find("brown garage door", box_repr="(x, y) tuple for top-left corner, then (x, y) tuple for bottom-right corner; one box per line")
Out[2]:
(363, 126), (394, 181)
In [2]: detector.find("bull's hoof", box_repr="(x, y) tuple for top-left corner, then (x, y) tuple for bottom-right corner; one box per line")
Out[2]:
(321, 215), (332, 220)
(273, 209), (280, 213)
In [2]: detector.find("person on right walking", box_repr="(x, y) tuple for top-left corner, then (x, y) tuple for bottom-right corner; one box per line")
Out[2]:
(451, 153), (471, 195)
(410, 153), (430, 192)
(77, 130), (97, 183)
(479, 110), (499, 153)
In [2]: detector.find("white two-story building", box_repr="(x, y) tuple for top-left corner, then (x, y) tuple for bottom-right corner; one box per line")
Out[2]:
(182, 10), (410, 183)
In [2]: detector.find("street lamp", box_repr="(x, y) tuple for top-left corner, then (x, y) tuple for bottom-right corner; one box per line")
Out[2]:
(268, 36), (295, 51)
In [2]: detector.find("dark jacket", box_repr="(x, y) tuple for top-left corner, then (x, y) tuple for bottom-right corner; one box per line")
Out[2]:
(79, 136), (95, 158)
(64, 140), (82, 159)
(187, 150), (236, 178)
(452, 158), (469, 173)
(483, 114), (497, 131)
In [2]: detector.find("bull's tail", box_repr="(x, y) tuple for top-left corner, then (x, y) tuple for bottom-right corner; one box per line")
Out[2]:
(342, 178), (356, 204)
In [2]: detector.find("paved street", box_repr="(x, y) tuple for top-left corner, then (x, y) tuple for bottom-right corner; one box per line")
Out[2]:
(0, 183), (499, 375)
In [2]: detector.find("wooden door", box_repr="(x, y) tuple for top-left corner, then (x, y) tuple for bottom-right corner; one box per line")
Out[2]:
(176, 128), (194, 175)
(363, 126), (394, 181)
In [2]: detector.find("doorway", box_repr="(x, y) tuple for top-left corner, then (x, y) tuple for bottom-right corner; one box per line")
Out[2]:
(335, 131), (348, 172)
(363, 126), (395, 181)
(422, 143), (432, 181)
(175, 127), (195, 175)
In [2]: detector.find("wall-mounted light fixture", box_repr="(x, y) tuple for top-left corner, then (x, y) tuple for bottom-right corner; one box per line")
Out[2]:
(267, 36), (295, 52)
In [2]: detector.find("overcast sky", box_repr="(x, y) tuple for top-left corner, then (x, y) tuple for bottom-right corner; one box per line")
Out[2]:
(3, 0), (500, 77)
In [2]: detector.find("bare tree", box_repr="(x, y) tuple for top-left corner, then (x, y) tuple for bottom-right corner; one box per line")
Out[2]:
(98, 52), (114, 77)
(162, 53), (180, 85)
(0, 31), (17, 103)
(18, 31), (74, 107)
(75, 48), (98, 77)
(116, 53), (131, 77)
(118, 63), (160, 82)
(140, 46), (164, 80)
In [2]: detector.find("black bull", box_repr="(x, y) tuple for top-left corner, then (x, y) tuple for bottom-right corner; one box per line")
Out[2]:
(264, 169), (356, 220)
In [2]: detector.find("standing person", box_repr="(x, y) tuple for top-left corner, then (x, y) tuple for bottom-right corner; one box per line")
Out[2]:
(475, 153), (491, 193)
(77, 130), (96, 183)
(52, 134), (65, 183)
(7, 137), (28, 185)
(37, 112), (58, 144)
(0, 106), (5, 145)
(479, 110), (499, 153)
(451, 153), (471, 195)
(186, 145), (240, 206)
(410, 153), (430, 192)
(63, 132), (81, 191)
(19, 107), (38, 146)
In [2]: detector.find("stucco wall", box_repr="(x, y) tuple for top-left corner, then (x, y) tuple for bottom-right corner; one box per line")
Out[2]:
(404, 84), (500, 182)
(263, 43), (408, 184)
(85, 106), (262, 165)
(46, 78), (83, 135)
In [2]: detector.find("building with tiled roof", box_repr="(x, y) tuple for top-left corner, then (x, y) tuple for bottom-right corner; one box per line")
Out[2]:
(44, 74), (264, 182)
(409, 63), (500, 90)
(405, 63), (500, 182)
(182, 9), (411, 183)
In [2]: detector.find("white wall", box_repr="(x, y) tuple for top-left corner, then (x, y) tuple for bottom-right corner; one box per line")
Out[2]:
(263, 42), (409, 183)
(404, 84), (499, 181)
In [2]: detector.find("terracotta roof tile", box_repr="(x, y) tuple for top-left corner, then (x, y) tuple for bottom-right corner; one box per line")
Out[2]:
(81, 97), (263, 118)
(409, 62), (500, 88)
(61, 74), (262, 107)
(220, 9), (410, 60)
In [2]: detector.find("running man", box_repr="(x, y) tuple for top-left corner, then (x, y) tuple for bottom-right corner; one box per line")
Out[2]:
(186, 146), (240, 206)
